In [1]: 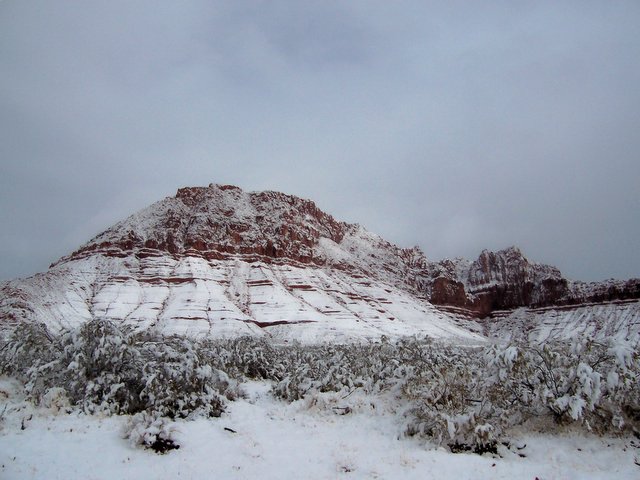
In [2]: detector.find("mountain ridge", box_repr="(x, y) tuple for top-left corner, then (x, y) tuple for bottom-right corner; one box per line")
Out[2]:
(1, 183), (638, 344)
(55, 183), (637, 318)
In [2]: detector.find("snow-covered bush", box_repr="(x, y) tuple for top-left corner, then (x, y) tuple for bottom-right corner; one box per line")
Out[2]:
(3, 320), (638, 454)
(601, 339), (640, 432)
(398, 340), (499, 452)
(55, 319), (145, 414)
(40, 387), (71, 414)
(272, 345), (360, 401)
(0, 321), (59, 381)
(486, 337), (640, 435)
(1, 319), (232, 419)
(123, 411), (180, 453)
(136, 335), (230, 419)
(271, 340), (406, 402)
(201, 336), (288, 381)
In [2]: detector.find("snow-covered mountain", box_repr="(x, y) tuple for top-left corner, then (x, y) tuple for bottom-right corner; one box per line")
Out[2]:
(1, 183), (638, 344)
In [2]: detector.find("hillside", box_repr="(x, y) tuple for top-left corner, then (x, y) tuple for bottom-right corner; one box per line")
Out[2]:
(1, 183), (638, 345)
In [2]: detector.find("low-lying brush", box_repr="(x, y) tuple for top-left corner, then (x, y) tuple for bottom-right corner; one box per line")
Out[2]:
(1, 319), (638, 453)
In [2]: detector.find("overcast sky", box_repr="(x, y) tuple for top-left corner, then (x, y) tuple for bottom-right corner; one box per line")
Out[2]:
(1, 1), (639, 282)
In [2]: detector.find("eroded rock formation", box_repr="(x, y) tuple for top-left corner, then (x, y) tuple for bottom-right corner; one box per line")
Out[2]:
(1, 183), (638, 343)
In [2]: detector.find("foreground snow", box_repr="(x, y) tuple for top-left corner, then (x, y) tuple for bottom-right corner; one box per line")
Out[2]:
(1, 380), (638, 480)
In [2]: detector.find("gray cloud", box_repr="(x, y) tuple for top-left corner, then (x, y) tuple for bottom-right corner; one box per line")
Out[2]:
(1, 0), (639, 282)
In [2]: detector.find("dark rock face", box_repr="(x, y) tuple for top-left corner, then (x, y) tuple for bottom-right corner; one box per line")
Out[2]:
(467, 247), (568, 312)
(429, 277), (468, 308)
(61, 184), (348, 267)
(425, 246), (640, 317)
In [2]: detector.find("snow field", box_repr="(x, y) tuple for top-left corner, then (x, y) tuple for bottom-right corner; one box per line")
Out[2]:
(1, 379), (638, 480)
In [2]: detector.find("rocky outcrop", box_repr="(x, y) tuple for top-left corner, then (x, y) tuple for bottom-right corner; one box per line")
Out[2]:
(53, 184), (434, 296)
(58, 184), (349, 266)
(425, 246), (640, 317)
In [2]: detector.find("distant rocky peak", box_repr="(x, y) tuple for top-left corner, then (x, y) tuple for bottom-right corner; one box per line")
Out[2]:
(469, 246), (562, 286)
(426, 245), (639, 317)
(399, 245), (429, 269)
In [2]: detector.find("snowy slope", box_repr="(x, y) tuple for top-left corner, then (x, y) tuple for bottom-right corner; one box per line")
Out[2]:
(0, 184), (483, 343)
(486, 300), (640, 345)
(1, 252), (482, 343)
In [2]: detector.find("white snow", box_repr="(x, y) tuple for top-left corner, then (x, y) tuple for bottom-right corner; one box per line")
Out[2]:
(488, 301), (640, 346)
(1, 378), (638, 479)
(2, 254), (484, 344)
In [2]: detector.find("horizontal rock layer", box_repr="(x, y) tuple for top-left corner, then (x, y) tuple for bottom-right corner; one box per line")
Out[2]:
(2, 183), (639, 344)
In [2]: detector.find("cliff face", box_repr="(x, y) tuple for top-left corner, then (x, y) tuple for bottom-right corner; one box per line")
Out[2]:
(424, 246), (640, 317)
(61, 184), (348, 265)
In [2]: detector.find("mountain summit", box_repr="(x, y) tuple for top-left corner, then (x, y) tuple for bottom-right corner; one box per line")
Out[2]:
(63, 185), (348, 265)
(58, 184), (426, 286)
(1, 184), (639, 344)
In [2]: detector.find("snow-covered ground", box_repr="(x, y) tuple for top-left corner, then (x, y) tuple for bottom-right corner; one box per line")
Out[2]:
(488, 301), (640, 346)
(1, 379), (638, 480)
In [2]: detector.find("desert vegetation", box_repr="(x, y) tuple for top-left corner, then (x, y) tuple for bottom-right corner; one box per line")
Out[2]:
(1, 319), (638, 454)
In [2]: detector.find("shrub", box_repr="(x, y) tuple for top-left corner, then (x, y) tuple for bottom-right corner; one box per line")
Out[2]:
(0, 321), (59, 381)
(1, 319), (231, 419)
(398, 340), (499, 451)
(2, 320), (638, 454)
(57, 319), (145, 414)
(123, 411), (180, 453)
(486, 337), (640, 434)
(136, 335), (228, 419)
